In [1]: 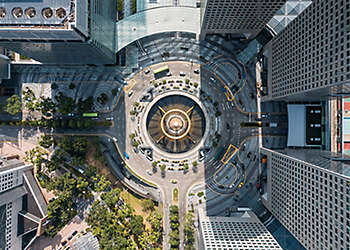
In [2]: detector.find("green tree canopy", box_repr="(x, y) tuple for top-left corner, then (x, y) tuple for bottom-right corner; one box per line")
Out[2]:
(5, 95), (22, 115)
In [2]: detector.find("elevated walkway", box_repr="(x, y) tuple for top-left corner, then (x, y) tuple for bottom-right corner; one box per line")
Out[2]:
(115, 7), (200, 52)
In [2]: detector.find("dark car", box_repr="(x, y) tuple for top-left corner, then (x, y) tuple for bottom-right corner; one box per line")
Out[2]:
(68, 236), (73, 241)
(61, 240), (67, 246)
(72, 230), (78, 236)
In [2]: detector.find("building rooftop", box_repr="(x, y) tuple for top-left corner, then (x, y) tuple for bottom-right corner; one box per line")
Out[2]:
(72, 232), (99, 250)
(199, 209), (282, 250)
(0, 0), (74, 28)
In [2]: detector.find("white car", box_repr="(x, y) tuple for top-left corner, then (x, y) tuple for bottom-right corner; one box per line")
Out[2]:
(128, 90), (133, 97)
(147, 170), (153, 176)
(180, 72), (186, 76)
(106, 117), (113, 121)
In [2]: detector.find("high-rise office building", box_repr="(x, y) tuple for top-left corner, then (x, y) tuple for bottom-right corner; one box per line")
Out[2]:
(0, 155), (48, 250)
(263, 0), (350, 102)
(198, 208), (282, 250)
(260, 147), (350, 250)
(200, 0), (286, 39)
(0, 0), (116, 64)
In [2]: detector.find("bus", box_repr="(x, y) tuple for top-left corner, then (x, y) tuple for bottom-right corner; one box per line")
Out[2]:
(153, 65), (169, 75)
(83, 112), (98, 118)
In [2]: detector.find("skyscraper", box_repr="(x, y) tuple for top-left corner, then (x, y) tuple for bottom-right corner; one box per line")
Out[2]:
(260, 147), (350, 250)
(200, 0), (287, 39)
(198, 208), (282, 250)
(0, 0), (116, 64)
(0, 155), (48, 250)
(263, 0), (350, 101)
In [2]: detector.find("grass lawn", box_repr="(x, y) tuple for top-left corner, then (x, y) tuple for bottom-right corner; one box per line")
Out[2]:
(173, 188), (179, 203)
(85, 138), (118, 184)
(120, 189), (151, 230)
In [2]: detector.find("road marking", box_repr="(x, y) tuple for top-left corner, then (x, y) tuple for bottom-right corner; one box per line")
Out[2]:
(123, 79), (136, 93)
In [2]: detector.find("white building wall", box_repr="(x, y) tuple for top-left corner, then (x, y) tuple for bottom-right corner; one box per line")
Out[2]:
(267, 0), (350, 101)
(261, 147), (350, 250)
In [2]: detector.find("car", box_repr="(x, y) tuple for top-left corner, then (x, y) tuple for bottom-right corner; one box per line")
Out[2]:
(144, 69), (150, 74)
(124, 152), (130, 160)
(179, 72), (186, 76)
(247, 152), (252, 158)
(106, 117), (113, 121)
(238, 182), (244, 189)
(261, 113), (269, 118)
(194, 69), (200, 74)
(128, 90), (133, 97)
(61, 240), (67, 246)
(166, 72), (172, 76)
(226, 123), (230, 129)
(67, 113), (74, 117)
(255, 117), (262, 121)
(147, 170), (153, 176)
(210, 77), (216, 82)
(68, 236), (73, 241)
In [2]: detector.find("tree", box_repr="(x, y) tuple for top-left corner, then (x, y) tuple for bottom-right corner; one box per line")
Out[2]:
(93, 175), (111, 192)
(68, 119), (76, 129)
(5, 95), (22, 115)
(69, 83), (75, 89)
(97, 93), (108, 105)
(184, 212), (195, 249)
(184, 163), (189, 171)
(215, 111), (222, 117)
(38, 97), (56, 117)
(39, 135), (54, 148)
(77, 96), (94, 113)
(193, 82), (198, 88)
(130, 215), (144, 236)
(152, 161), (158, 168)
(160, 164), (166, 172)
(51, 83), (58, 90)
(56, 94), (75, 114)
(169, 230), (180, 248)
(192, 161), (198, 167)
(101, 188), (121, 210)
(142, 198), (154, 212)
(76, 177), (91, 199)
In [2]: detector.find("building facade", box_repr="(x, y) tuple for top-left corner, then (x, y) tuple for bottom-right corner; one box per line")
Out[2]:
(200, 0), (286, 39)
(198, 208), (282, 250)
(0, 0), (116, 64)
(261, 147), (350, 250)
(263, 0), (350, 102)
(0, 156), (47, 250)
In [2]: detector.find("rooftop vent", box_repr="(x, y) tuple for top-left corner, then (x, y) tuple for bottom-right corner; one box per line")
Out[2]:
(25, 7), (36, 18)
(12, 7), (23, 18)
(42, 7), (53, 19)
(56, 8), (66, 19)
(0, 7), (6, 18)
